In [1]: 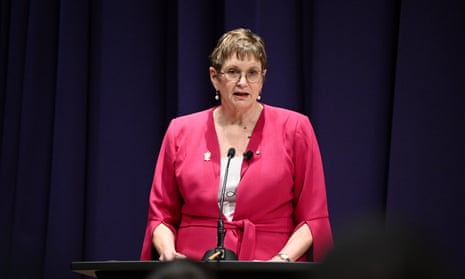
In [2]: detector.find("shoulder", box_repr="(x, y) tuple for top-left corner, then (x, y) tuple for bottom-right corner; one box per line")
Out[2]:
(262, 104), (317, 143)
(172, 108), (212, 123)
(168, 108), (212, 130)
(263, 104), (310, 125)
(160, 108), (213, 143)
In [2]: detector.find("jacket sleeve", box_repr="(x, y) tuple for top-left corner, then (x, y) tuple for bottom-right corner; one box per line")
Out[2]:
(140, 120), (182, 260)
(292, 115), (333, 261)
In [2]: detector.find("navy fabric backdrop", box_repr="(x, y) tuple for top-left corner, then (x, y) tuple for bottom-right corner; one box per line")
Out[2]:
(1, 1), (464, 279)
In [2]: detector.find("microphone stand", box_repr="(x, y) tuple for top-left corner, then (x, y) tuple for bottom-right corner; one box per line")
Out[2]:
(202, 148), (238, 261)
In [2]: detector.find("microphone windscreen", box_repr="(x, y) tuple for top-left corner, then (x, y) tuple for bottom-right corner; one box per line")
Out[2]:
(243, 150), (253, 161)
(227, 147), (236, 158)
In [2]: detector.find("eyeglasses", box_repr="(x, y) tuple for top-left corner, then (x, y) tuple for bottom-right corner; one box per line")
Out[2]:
(219, 69), (263, 83)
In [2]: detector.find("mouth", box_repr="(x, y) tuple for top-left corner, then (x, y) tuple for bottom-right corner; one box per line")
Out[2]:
(233, 92), (249, 97)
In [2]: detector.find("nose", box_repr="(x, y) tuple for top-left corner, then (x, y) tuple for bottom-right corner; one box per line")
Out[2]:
(237, 73), (248, 85)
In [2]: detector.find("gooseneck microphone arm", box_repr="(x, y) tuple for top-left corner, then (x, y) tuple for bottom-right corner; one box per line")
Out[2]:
(217, 147), (234, 249)
(202, 147), (238, 261)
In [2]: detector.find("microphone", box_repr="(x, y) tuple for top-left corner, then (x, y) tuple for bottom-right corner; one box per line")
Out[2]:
(202, 147), (238, 261)
(241, 150), (254, 177)
(243, 150), (253, 161)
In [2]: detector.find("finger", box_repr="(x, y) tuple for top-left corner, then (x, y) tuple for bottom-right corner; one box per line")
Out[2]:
(175, 252), (187, 259)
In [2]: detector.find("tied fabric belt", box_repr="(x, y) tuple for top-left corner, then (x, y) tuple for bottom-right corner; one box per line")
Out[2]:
(180, 215), (294, 259)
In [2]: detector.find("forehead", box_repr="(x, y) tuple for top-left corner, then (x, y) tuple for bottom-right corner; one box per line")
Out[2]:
(223, 53), (261, 68)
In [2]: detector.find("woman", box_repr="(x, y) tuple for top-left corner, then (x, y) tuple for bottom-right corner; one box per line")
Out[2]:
(141, 28), (332, 262)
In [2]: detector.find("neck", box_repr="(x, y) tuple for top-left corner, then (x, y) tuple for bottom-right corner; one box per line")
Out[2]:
(216, 103), (263, 127)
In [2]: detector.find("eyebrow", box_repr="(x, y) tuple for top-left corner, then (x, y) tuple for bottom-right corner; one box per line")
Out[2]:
(224, 64), (261, 70)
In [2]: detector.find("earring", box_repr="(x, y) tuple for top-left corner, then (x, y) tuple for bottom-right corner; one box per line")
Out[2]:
(257, 95), (261, 101)
(215, 92), (220, 101)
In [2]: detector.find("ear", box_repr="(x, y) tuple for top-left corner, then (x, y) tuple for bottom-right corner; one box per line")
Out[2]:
(262, 68), (267, 77)
(209, 66), (219, 89)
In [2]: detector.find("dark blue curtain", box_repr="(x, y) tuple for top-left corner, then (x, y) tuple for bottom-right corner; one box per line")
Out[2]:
(1, 0), (464, 279)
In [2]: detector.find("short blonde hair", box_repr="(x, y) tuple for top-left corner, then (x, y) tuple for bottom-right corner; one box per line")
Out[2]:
(210, 28), (267, 71)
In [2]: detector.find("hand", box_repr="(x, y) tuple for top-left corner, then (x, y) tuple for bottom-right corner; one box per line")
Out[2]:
(158, 250), (187, 261)
(153, 224), (186, 261)
(269, 255), (289, 262)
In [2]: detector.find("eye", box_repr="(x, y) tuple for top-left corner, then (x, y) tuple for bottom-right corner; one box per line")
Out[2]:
(227, 69), (239, 75)
(248, 70), (259, 76)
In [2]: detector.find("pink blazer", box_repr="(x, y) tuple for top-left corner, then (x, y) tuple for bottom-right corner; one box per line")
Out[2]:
(141, 104), (332, 261)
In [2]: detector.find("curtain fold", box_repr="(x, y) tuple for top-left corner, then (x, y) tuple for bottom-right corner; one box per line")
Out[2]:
(0, 0), (464, 279)
(386, 1), (465, 276)
(42, 1), (90, 278)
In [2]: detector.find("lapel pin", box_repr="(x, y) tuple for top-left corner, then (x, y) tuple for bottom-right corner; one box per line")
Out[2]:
(204, 151), (211, 161)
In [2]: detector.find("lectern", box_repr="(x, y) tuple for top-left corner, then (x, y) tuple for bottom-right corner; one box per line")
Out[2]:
(71, 260), (320, 279)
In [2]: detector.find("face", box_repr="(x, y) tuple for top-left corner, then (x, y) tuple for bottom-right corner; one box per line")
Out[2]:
(210, 54), (266, 110)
